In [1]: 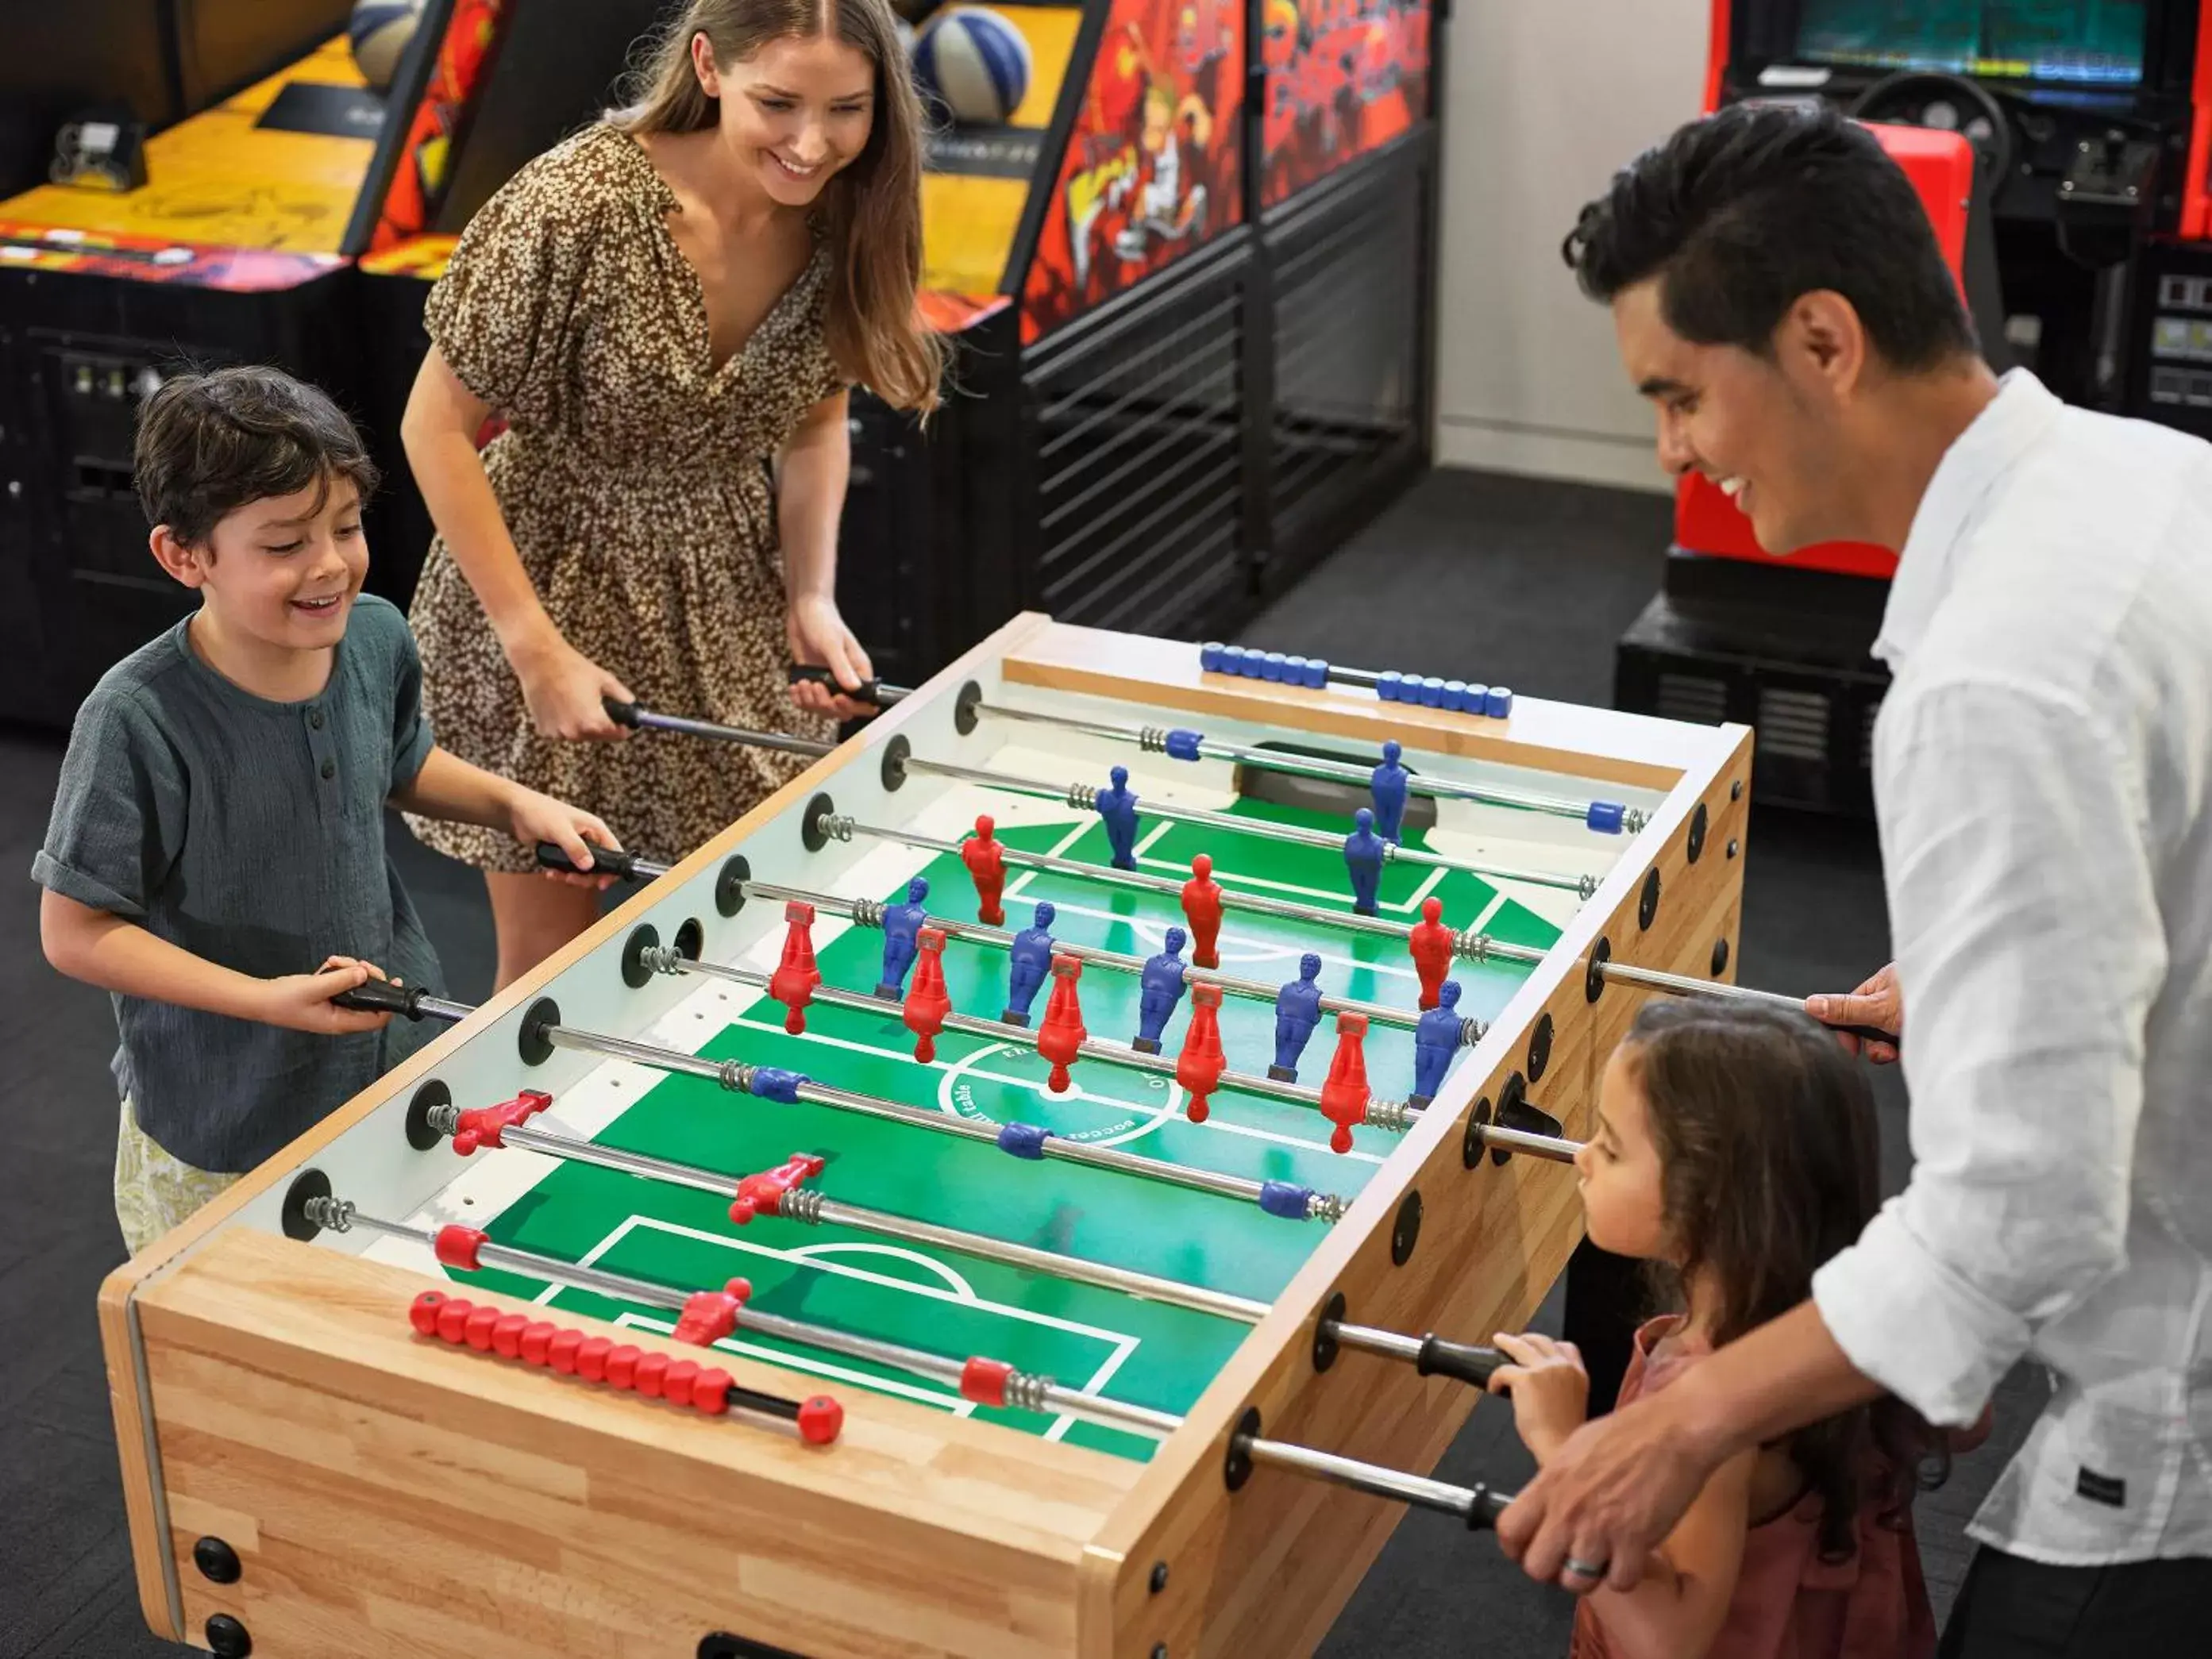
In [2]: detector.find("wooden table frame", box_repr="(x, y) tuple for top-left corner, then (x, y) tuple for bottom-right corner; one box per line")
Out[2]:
(101, 614), (1752, 1657)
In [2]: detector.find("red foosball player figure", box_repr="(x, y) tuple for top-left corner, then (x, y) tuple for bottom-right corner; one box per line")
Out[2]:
(903, 927), (953, 1061)
(1409, 895), (1454, 1010)
(768, 900), (821, 1034)
(1036, 954), (1089, 1092)
(961, 814), (1008, 925)
(1181, 853), (1224, 969)
(1175, 983), (1227, 1122)
(1316, 1013), (1371, 1155)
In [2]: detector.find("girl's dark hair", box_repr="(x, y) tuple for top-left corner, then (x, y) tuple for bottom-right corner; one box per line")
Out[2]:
(133, 365), (378, 547)
(1623, 998), (1949, 1558)
(1562, 102), (1978, 371)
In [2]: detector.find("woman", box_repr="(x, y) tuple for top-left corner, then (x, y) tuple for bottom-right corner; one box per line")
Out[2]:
(400, 0), (942, 986)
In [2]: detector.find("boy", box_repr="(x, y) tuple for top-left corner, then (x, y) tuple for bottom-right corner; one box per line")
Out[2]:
(35, 366), (618, 1253)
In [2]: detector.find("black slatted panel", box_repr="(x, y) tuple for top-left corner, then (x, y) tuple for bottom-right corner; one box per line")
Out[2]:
(1267, 159), (1421, 549)
(1023, 250), (1249, 634)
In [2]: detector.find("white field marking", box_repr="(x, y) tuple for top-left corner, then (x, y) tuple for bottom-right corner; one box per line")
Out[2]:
(614, 1311), (977, 1416)
(1038, 898), (1420, 984)
(737, 1017), (1382, 1164)
(935, 1037), (1181, 1149)
(782, 1240), (981, 1298)
(569, 1212), (1145, 1352)
(1468, 891), (1511, 934)
(1001, 813), (1115, 907)
(1045, 1332), (1147, 1443)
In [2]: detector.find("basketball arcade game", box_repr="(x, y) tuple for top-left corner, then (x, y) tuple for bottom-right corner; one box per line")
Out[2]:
(840, 0), (1443, 688)
(102, 616), (1755, 1656)
(1616, 1), (2212, 814)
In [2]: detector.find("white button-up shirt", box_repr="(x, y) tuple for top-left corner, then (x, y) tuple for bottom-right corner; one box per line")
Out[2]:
(1809, 370), (2212, 1565)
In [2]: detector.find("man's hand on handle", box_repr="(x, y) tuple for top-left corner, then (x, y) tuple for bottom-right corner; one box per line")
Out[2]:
(1805, 961), (1903, 1064)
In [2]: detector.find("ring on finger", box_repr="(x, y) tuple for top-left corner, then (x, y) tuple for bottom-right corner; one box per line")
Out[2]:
(1563, 1556), (1609, 1580)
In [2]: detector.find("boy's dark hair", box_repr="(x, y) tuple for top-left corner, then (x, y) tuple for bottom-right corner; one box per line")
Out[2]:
(1622, 998), (1952, 1560)
(1563, 102), (1978, 371)
(133, 365), (379, 547)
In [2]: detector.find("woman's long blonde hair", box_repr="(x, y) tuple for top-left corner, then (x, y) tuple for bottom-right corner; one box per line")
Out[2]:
(611, 0), (942, 413)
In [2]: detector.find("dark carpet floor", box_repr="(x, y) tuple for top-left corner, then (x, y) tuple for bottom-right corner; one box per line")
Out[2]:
(0, 467), (2041, 1656)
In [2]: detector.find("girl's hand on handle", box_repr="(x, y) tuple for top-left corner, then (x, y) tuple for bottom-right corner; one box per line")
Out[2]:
(1488, 1330), (1591, 1465)
(786, 595), (875, 722)
(512, 632), (634, 741)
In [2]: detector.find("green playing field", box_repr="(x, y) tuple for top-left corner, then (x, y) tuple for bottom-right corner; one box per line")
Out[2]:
(441, 796), (1564, 1460)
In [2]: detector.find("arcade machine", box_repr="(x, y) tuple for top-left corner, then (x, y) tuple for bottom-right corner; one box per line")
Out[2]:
(1614, 0), (2211, 814)
(0, 0), (418, 728)
(838, 0), (1443, 687)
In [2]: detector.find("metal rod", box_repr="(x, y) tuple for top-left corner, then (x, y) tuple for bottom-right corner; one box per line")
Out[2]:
(1597, 963), (1901, 1044)
(626, 706), (836, 760)
(675, 957), (1417, 1133)
(457, 1116), (1270, 1324)
(1325, 1324), (1424, 1365)
(903, 755), (1597, 896)
(974, 700), (1643, 830)
(1479, 1124), (1581, 1164)
(807, 1197), (1268, 1322)
(819, 811), (1548, 965)
(742, 877), (1466, 1042)
(315, 1200), (1179, 1438)
(535, 1018), (1340, 1216)
(1241, 1436), (1511, 1527)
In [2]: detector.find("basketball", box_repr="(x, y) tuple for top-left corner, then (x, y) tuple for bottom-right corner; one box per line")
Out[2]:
(911, 6), (1033, 126)
(349, 0), (426, 93)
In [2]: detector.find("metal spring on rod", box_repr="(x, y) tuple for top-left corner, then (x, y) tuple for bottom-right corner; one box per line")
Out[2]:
(1138, 726), (1171, 753)
(778, 1188), (827, 1225)
(815, 811), (856, 844)
(303, 1195), (355, 1233)
(1065, 781), (1100, 810)
(1575, 875), (1599, 899)
(719, 1060), (753, 1093)
(424, 1102), (461, 1137)
(1002, 1370), (1054, 1413)
(640, 943), (686, 976)
(1454, 930), (1493, 964)
(1459, 1016), (1488, 1048)
(1308, 1192), (1349, 1223)
(1366, 1098), (1417, 1134)
(850, 896), (887, 929)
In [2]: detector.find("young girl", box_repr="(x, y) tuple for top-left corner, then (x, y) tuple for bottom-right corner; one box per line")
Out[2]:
(402, 0), (941, 988)
(1490, 1000), (1960, 1659)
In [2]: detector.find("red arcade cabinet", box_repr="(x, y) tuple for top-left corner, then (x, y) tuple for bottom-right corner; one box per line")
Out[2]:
(1616, 1), (2212, 814)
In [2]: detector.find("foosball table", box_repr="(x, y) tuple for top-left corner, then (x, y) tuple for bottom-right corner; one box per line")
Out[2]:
(102, 615), (1754, 1658)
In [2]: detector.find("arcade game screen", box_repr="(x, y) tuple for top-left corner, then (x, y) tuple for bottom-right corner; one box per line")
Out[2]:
(1794, 1), (2148, 85)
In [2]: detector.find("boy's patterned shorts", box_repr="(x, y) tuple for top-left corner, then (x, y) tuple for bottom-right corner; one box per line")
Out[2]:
(114, 1096), (238, 1256)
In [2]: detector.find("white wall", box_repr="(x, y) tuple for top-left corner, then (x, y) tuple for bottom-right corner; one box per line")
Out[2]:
(1434, 0), (1711, 493)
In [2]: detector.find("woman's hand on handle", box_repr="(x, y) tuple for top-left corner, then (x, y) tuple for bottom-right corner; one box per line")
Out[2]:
(511, 631), (635, 742)
(786, 595), (875, 721)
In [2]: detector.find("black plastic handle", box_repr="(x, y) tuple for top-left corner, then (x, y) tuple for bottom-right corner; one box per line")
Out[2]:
(600, 695), (642, 728)
(1416, 1334), (1507, 1389)
(786, 664), (906, 707)
(1831, 1021), (1902, 1048)
(535, 840), (648, 882)
(333, 980), (426, 1018)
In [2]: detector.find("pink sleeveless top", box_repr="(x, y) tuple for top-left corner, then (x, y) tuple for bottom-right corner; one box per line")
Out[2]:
(1570, 1317), (1937, 1659)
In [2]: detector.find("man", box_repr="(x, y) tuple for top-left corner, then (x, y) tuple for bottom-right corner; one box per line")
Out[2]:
(1499, 102), (2212, 1653)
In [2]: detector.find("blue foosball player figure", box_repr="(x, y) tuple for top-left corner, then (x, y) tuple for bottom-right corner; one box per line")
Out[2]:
(1343, 806), (1387, 914)
(1409, 980), (1464, 1106)
(874, 876), (931, 999)
(1003, 900), (1058, 1026)
(1370, 739), (1410, 844)
(1132, 925), (1190, 1053)
(1270, 952), (1326, 1081)
(1096, 764), (1141, 870)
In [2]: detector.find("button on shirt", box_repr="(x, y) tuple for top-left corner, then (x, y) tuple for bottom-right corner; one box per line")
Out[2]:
(33, 595), (445, 1172)
(1809, 372), (2212, 1564)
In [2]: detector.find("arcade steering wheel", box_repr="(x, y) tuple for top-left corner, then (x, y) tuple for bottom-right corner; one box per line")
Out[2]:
(1849, 71), (2015, 194)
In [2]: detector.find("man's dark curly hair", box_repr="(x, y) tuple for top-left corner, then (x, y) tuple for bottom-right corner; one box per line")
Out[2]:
(1563, 102), (1978, 371)
(134, 364), (379, 547)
